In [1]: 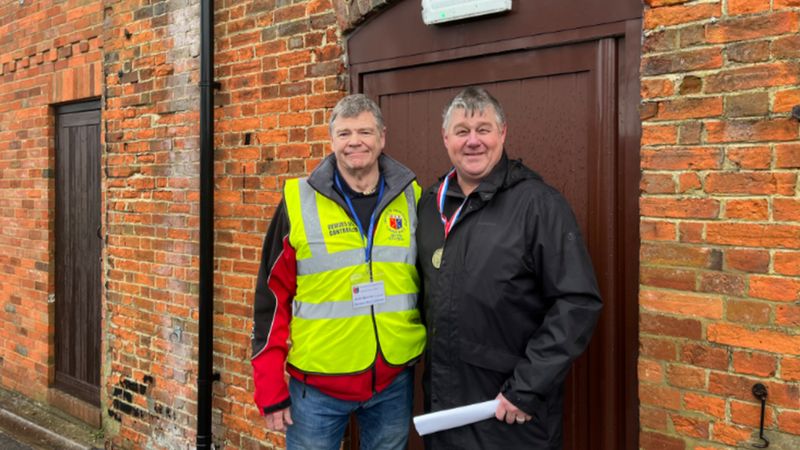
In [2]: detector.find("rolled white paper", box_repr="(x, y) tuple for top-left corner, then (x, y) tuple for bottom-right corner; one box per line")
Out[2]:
(413, 399), (500, 436)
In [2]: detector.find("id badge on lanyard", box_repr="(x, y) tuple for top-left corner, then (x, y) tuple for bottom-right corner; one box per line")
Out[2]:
(351, 268), (386, 308)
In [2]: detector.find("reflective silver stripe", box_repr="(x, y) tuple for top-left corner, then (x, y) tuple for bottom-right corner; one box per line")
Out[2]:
(298, 246), (413, 275)
(404, 184), (418, 231)
(298, 179), (328, 257)
(293, 294), (418, 320)
(297, 249), (363, 275)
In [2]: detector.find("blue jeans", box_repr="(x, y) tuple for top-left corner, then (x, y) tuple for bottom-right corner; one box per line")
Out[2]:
(286, 368), (413, 450)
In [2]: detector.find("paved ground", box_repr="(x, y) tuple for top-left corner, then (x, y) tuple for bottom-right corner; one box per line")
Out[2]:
(0, 429), (34, 450)
(0, 387), (102, 450)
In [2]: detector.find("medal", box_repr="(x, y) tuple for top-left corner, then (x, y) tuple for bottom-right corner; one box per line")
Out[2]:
(431, 247), (443, 269)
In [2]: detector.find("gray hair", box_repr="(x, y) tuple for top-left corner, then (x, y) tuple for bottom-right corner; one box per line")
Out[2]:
(329, 94), (385, 134)
(442, 87), (506, 130)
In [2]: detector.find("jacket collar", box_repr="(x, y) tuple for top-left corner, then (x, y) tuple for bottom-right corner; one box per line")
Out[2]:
(307, 153), (417, 210)
(444, 152), (541, 202)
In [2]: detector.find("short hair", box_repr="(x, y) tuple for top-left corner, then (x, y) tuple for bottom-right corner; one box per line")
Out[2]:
(442, 87), (506, 130)
(329, 94), (385, 135)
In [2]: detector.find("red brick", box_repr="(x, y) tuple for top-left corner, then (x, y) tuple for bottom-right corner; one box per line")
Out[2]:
(641, 406), (669, 431)
(641, 173), (677, 194)
(775, 143), (800, 168)
(656, 97), (722, 120)
(706, 62), (800, 93)
(680, 343), (729, 370)
(725, 146), (771, 169)
(726, 300), (772, 325)
(725, 92), (771, 118)
(699, 271), (745, 296)
(732, 351), (777, 377)
(705, 119), (799, 143)
(642, 289), (723, 319)
(678, 222), (705, 244)
(641, 313), (703, 340)
(641, 220), (677, 241)
(724, 199), (768, 221)
(776, 0), (800, 9)
(707, 223), (800, 248)
(726, 40), (770, 63)
(642, 48), (723, 76)
(641, 266), (696, 291)
(644, 3), (721, 28)
(707, 172), (796, 195)
(678, 173), (702, 193)
(641, 197), (719, 219)
(725, 249), (769, 273)
(749, 275), (800, 302)
(666, 364), (707, 389)
(708, 323), (800, 355)
(641, 243), (720, 269)
(684, 392), (726, 419)
(641, 336), (679, 361)
(705, 12), (799, 43)
(642, 78), (675, 98)
(728, 0), (772, 15)
(774, 251), (800, 276)
(776, 304), (800, 327)
(774, 198), (800, 222)
(771, 34), (800, 58)
(640, 431), (686, 450)
(640, 358), (666, 383)
(774, 88), (800, 114)
(778, 410), (800, 434)
(730, 400), (774, 427)
(782, 356), (800, 381)
(670, 413), (709, 438)
(640, 383), (683, 410)
(643, 124), (679, 145)
(641, 147), (722, 170)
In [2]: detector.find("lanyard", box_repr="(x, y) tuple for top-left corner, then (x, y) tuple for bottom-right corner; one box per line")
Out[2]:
(334, 171), (385, 262)
(436, 168), (469, 239)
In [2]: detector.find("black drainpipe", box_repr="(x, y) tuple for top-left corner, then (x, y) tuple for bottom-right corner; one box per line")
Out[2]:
(197, 0), (216, 447)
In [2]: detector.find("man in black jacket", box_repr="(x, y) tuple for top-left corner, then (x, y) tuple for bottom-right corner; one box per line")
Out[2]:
(417, 87), (602, 449)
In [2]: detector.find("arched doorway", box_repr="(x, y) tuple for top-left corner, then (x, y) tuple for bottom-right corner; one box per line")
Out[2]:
(346, 2), (642, 449)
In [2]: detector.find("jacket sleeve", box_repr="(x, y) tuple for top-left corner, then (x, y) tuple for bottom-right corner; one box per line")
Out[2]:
(501, 190), (603, 414)
(251, 199), (296, 415)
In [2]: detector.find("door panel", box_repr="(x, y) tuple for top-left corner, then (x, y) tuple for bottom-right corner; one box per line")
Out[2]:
(361, 38), (627, 450)
(55, 101), (102, 406)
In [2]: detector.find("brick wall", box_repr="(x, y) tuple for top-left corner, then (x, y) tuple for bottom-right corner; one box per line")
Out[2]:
(0, 0), (103, 401)
(640, 1), (800, 449)
(100, 0), (208, 446)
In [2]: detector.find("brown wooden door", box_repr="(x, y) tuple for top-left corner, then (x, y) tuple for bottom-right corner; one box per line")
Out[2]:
(55, 100), (102, 406)
(347, 2), (641, 449)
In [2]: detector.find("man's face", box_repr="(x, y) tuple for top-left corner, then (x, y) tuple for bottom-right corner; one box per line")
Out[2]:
(330, 111), (385, 175)
(442, 106), (507, 186)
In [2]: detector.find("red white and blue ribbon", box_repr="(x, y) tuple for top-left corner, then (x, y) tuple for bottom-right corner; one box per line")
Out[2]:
(436, 168), (469, 239)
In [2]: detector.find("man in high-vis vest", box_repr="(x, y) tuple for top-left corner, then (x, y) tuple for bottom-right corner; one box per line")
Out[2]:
(251, 94), (426, 450)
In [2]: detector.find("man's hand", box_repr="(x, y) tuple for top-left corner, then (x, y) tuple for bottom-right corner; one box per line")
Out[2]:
(265, 407), (293, 432)
(495, 393), (532, 425)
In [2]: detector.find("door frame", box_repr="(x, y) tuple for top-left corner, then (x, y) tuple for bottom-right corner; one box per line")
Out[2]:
(346, 4), (641, 449)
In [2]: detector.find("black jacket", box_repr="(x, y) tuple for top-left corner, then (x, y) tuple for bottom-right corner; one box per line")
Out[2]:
(417, 154), (602, 450)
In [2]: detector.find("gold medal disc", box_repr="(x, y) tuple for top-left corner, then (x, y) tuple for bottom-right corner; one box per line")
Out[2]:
(431, 247), (443, 269)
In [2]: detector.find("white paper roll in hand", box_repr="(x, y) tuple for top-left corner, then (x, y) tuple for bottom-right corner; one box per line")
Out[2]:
(413, 399), (500, 436)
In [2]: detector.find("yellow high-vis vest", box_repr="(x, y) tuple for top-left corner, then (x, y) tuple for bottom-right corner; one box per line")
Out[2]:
(283, 178), (426, 374)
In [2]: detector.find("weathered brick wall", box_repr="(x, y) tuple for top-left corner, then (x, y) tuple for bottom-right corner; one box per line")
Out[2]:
(100, 0), (208, 446)
(0, 0), (103, 401)
(213, 0), (347, 447)
(639, 1), (800, 449)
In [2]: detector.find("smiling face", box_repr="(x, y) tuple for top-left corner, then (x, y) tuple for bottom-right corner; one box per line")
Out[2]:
(442, 106), (507, 193)
(330, 111), (385, 178)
